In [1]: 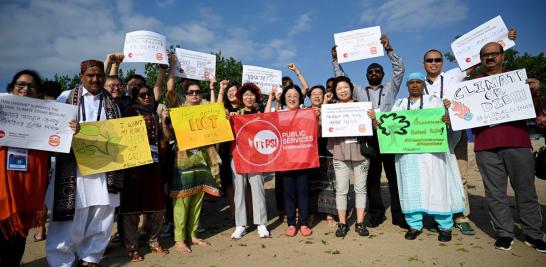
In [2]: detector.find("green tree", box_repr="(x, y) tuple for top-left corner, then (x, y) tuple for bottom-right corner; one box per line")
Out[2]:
(377, 113), (410, 147)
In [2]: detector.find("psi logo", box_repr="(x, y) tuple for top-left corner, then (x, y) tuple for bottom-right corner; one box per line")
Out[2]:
(236, 120), (282, 166)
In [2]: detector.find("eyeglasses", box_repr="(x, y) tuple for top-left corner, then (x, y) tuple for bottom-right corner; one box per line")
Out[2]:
(108, 83), (122, 88)
(138, 92), (153, 98)
(186, 90), (202, 96)
(367, 69), (382, 74)
(425, 58), (443, 63)
(14, 82), (36, 90)
(480, 52), (502, 58)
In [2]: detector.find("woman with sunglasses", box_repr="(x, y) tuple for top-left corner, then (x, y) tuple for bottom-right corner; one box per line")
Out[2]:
(162, 76), (221, 254)
(119, 84), (169, 261)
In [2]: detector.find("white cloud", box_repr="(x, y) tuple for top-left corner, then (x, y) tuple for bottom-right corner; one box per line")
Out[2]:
(359, 0), (468, 32)
(156, 0), (175, 8)
(288, 13), (312, 36)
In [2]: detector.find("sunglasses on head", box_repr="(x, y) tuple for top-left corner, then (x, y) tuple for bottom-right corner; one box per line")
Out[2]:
(367, 69), (382, 74)
(425, 58), (443, 63)
(138, 92), (153, 98)
(186, 90), (202, 96)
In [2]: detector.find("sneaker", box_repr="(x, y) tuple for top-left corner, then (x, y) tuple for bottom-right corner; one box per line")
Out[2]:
(285, 226), (297, 237)
(231, 226), (247, 239)
(524, 236), (546, 253)
(455, 222), (475, 236)
(365, 216), (386, 228)
(355, 222), (369, 236)
(494, 237), (514, 250)
(257, 225), (270, 238)
(300, 225), (313, 237)
(438, 230), (452, 242)
(404, 229), (422, 240)
(335, 223), (349, 238)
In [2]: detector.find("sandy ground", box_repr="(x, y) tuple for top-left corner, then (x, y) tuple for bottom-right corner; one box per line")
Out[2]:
(21, 141), (546, 266)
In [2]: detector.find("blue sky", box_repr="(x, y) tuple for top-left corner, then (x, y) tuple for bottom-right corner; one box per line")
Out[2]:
(1, 0), (545, 97)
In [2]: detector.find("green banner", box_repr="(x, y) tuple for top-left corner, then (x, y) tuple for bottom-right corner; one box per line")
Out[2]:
(376, 107), (448, 153)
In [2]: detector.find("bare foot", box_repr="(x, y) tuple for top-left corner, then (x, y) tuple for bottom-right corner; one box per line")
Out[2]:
(191, 237), (210, 246)
(175, 241), (192, 254)
(326, 215), (337, 227)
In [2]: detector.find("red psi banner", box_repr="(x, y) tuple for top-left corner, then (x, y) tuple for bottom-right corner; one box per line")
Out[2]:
(232, 109), (319, 173)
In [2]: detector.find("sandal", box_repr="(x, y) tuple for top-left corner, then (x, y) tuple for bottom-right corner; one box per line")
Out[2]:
(128, 250), (143, 262)
(326, 215), (337, 227)
(150, 243), (169, 256)
(33, 232), (46, 242)
(300, 226), (313, 237)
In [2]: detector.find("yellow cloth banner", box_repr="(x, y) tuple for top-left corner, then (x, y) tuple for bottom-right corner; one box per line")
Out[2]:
(72, 116), (153, 175)
(170, 102), (234, 151)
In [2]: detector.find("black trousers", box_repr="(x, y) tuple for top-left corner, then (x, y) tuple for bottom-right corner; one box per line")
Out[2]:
(366, 153), (403, 220)
(0, 233), (26, 267)
(283, 170), (310, 226)
(275, 172), (284, 212)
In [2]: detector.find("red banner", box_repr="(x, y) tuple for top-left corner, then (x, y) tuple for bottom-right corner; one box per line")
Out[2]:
(232, 109), (319, 173)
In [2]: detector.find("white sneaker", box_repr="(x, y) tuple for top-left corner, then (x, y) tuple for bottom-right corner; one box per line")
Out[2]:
(231, 226), (247, 239)
(257, 225), (270, 238)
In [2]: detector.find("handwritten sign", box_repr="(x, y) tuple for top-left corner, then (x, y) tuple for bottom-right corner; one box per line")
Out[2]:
(376, 108), (448, 153)
(446, 69), (535, 130)
(0, 95), (77, 153)
(451, 16), (515, 70)
(321, 102), (373, 137)
(242, 65), (282, 95)
(123, 30), (168, 64)
(72, 116), (152, 175)
(334, 26), (383, 64)
(170, 103), (234, 151)
(174, 48), (216, 81)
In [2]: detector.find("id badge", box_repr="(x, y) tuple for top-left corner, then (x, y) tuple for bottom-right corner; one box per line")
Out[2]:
(7, 147), (28, 171)
(150, 145), (159, 163)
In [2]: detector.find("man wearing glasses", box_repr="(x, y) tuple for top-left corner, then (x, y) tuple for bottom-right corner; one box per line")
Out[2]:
(331, 34), (407, 229)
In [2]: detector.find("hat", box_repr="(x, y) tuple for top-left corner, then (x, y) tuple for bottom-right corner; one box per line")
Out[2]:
(406, 72), (426, 82)
(237, 83), (263, 103)
(80, 60), (104, 74)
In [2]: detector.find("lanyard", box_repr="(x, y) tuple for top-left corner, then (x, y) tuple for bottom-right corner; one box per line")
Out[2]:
(80, 94), (103, 122)
(407, 95), (424, 110)
(424, 75), (444, 98)
(365, 86), (383, 107)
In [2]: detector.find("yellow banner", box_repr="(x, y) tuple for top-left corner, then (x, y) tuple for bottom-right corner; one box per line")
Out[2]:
(72, 116), (153, 175)
(170, 102), (234, 151)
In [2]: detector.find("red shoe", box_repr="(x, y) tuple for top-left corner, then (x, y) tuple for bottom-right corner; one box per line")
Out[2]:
(300, 225), (313, 236)
(285, 226), (297, 237)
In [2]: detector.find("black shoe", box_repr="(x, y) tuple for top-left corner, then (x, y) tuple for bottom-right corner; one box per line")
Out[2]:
(494, 237), (514, 251)
(428, 221), (439, 232)
(438, 230), (452, 242)
(335, 223), (349, 238)
(524, 236), (546, 253)
(404, 229), (422, 240)
(365, 215), (386, 228)
(392, 218), (410, 230)
(355, 222), (370, 236)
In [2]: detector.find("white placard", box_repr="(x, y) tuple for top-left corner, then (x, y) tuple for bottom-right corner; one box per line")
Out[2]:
(174, 48), (216, 81)
(0, 95), (78, 153)
(321, 102), (374, 137)
(451, 16), (515, 70)
(334, 26), (384, 64)
(446, 69), (535, 130)
(241, 65), (282, 95)
(123, 30), (168, 64)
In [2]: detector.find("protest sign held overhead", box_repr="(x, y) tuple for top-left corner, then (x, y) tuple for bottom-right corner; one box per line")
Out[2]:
(446, 69), (535, 130)
(321, 102), (373, 137)
(376, 108), (448, 154)
(0, 95), (77, 153)
(242, 65), (282, 95)
(334, 26), (383, 64)
(451, 16), (515, 70)
(174, 48), (216, 81)
(123, 30), (168, 64)
(72, 116), (153, 175)
(232, 109), (319, 173)
(169, 102), (234, 151)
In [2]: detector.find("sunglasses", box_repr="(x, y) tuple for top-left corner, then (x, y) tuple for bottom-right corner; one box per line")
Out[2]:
(367, 69), (383, 74)
(138, 92), (153, 98)
(425, 58), (443, 63)
(186, 90), (202, 96)
(14, 82), (37, 90)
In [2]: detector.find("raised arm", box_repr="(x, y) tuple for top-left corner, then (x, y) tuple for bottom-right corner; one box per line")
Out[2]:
(154, 62), (168, 102)
(104, 53), (124, 77)
(166, 52), (178, 106)
(381, 35), (404, 96)
(217, 80), (229, 103)
(265, 89), (279, 113)
(209, 77), (217, 103)
(331, 45), (347, 78)
(287, 63), (309, 95)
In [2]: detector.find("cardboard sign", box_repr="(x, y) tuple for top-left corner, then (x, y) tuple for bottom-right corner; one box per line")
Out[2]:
(242, 65), (282, 95)
(334, 26), (384, 63)
(446, 69), (535, 130)
(376, 108), (448, 153)
(72, 116), (153, 175)
(451, 16), (515, 70)
(123, 30), (168, 64)
(170, 103), (234, 150)
(174, 48), (216, 81)
(321, 102), (373, 137)
(232, 109), (319, 173)
(0, 95), (77, 153)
